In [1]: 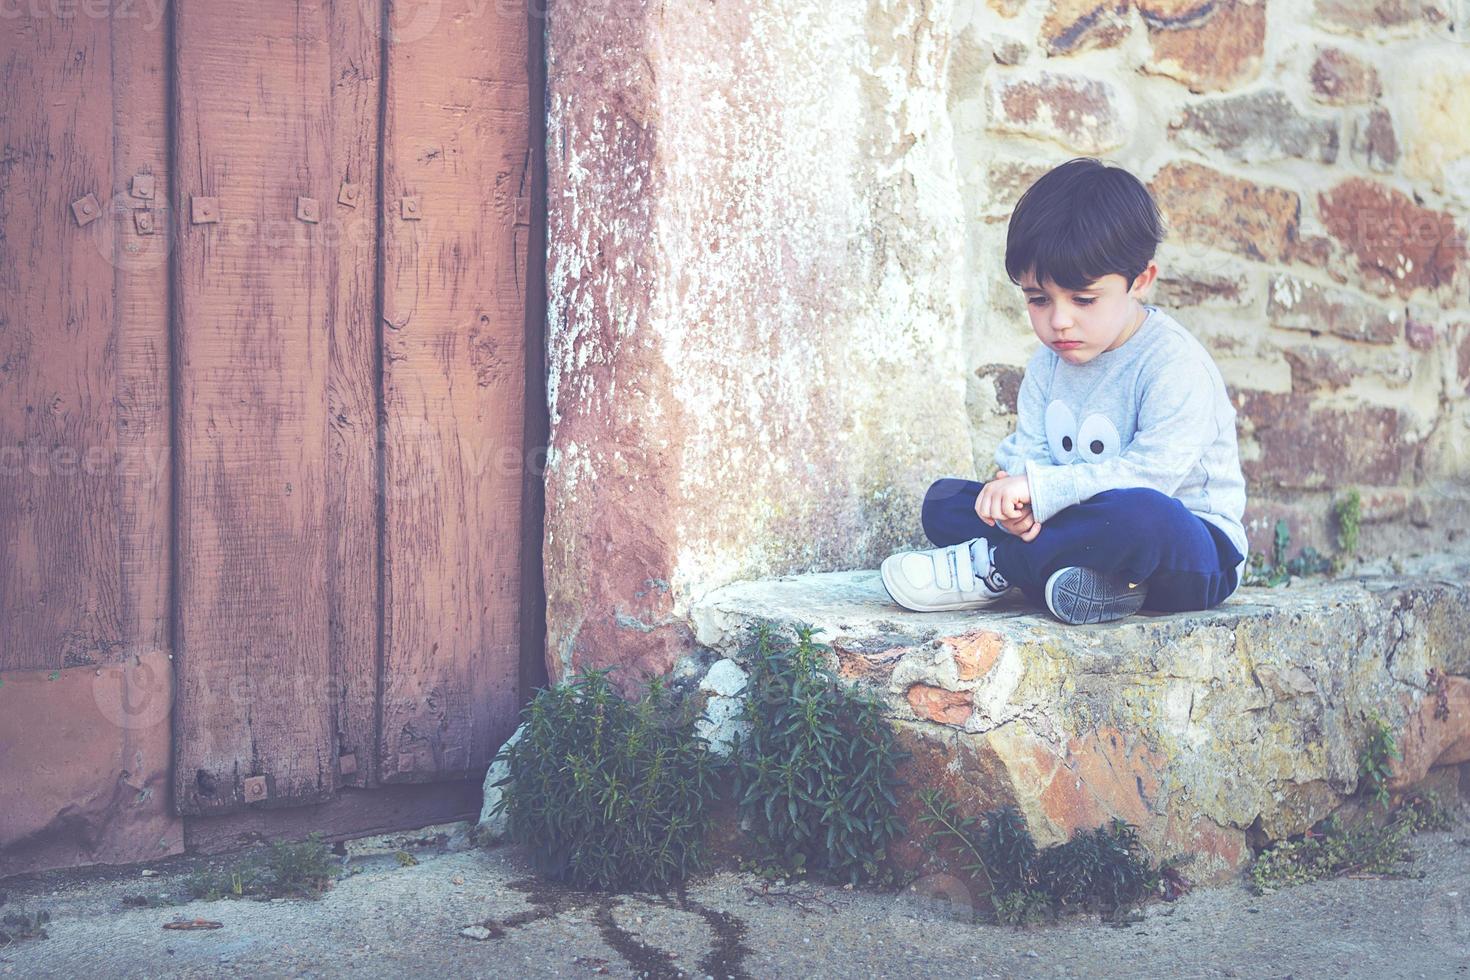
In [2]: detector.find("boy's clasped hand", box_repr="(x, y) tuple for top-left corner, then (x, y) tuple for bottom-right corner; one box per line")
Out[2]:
(976, 469), (1042, 542)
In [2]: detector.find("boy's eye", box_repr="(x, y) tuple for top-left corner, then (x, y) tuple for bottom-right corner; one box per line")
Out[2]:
(1026, 295), (1095, 307)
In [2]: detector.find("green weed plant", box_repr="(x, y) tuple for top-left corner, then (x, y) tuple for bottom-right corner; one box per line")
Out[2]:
(1248, 714), (1455, 893)
(1248, 792), (1451, 894)
(187, 833), (339, 901)
(917, 795), (1172, 924)
(485, 667), (722, 892)
(729, 622), (909, 887)
(1243, 518), (1337, 587)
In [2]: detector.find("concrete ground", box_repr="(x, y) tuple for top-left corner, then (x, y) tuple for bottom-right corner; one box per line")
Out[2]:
(3, 821), (1470, 980)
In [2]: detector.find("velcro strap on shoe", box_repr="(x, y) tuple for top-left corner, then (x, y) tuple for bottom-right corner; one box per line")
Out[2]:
(951, 544), (975, 593)
(932, 549), (952, 589)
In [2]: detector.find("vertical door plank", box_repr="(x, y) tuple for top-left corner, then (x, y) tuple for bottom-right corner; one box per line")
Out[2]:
(113, 0), (173, 668)
(172, 1), (336, 812)
(108, 0), (180, 852)
(0, 11), (123, 670)
(0, 7), (179, 870)
(327, 0), (385, 788)
(378, 1), (529, 782)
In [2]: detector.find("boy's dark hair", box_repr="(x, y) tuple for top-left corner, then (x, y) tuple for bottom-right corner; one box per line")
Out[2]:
(1004, 157), (1164, 292)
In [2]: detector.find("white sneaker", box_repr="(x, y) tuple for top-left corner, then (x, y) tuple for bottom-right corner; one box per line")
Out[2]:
(880, 538), (1011, 612)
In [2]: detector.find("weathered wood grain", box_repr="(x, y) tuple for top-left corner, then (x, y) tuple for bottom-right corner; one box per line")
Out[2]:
(0, 10), (124, 670)
(112, 0), (173, 668)
(3, 1), (534, 827)
(171, 0), (336, 812)
(377, 0), (529, 782)
(327, 0), (386, 789)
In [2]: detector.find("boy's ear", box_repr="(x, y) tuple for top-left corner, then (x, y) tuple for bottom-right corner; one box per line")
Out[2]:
(1129, 261), (1159, 299)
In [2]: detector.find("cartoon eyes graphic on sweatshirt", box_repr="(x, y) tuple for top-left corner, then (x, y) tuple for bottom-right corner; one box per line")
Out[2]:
(1044, 400), (1123, 464)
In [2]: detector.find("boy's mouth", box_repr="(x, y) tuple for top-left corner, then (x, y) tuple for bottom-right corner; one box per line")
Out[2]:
(1053, 341), (1084, 350)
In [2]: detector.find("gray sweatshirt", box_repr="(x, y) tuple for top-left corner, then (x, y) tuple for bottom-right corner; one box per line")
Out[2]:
(992, 303), (1249, 579)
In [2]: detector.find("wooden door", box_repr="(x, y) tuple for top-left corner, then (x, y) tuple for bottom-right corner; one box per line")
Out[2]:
(0, 0), (542, 828)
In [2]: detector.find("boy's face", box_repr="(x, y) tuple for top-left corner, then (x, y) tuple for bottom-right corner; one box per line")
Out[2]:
(1019, 263), (1158, 365)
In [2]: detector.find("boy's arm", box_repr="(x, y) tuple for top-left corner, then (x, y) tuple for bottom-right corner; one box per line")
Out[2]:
(1024, 354), (1219, 524)
(992, 356), (1050, 477)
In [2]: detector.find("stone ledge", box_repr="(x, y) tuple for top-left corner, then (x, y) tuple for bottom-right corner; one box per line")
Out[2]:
(686, 552), (1470, 882)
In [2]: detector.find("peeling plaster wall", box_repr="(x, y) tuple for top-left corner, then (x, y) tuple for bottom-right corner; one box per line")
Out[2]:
(545, 0), (1470, 692)
(544, 0), (974, 690)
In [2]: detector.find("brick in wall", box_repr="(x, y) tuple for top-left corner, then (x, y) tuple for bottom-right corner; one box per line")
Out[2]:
(1312, 0), (1450, 33)
(1139, 0), (1266, 93)
(1318, 178), (1464, 296)
(1150, 161), (1300, 263)
(1041, 0), (1132, 55)
(1266, 273), (1402, 344)
(987, 70), (1128, 154)
(1170, 89), (1339, 165)
(1348, 106), (1399, 173)
(1310, 47), (1382, 105)
(1237, 390), (1418, 489)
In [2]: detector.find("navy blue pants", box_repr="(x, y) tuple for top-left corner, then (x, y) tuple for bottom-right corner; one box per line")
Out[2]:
(920, 478), (1244, 613)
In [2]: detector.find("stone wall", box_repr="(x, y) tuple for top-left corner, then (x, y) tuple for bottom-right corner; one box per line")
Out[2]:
(956, 0), (1470, 571)
(543, 0), (1470, 692)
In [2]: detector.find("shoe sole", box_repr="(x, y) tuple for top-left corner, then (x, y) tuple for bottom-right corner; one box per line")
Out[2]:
(1044, 567), (1147, 625)
(880, 559), (1006, 613)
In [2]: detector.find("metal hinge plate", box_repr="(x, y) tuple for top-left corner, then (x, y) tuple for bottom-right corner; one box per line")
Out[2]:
(243, 775), (269, 802)
(71, 193), (101, 227)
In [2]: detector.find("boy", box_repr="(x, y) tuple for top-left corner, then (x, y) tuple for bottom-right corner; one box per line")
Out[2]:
(880, 157), (1248, 625)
